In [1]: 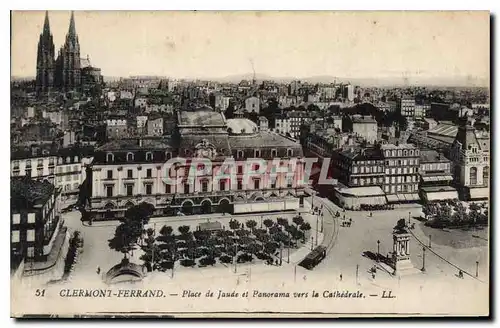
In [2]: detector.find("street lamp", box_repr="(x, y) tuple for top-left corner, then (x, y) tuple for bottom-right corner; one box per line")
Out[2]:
(476, 261), (479, 278)
(311, 237), (314, 251)
(422, 246), (426, 272)
(408, 211), (411, 226)
(377, 240), (380, 262)
(429, 235), (432, 248)
(260, 216), (263, 229)
(315, 215), (319, 246)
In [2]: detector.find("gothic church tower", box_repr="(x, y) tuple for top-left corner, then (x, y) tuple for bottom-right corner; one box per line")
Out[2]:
(35, 11), (55, 95)
(55, 11), (81, 92)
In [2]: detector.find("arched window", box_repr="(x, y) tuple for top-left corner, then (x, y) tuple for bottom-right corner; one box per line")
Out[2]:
(409, 150), (414, 156)
(469, 167), (478, 185)
(146, 152), (153, 161)
(106, 153), (114, 163)
(403, 150), (407, 156)
(483, 166), (489, 185)
(66, 156), (71, 163)
(165, 152), (172, 160)
(237, 150), (244, 159)
(127, 152), (134, 162)
(74, 156), (79, 162)
(58, 157), (63, 164)
(287, 149), (293, 157)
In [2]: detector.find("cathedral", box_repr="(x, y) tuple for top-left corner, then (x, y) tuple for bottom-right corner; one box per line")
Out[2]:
(36, 11), (99, 96)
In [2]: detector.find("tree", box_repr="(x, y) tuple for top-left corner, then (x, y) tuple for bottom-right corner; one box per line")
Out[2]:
(292, 215), (304, 227)
(276, 217), (289, 227)
(108, 221), (141, 258)
(229, 219), (241, 230)
(159, 225), (173, 236)
(299, 222), (311, 242)
(263, 219), (274, 231)
(178, 225), (191, 235)
(246, 220), (257, 232)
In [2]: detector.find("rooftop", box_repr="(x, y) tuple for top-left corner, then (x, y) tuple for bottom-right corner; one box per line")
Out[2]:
(11, 177), (56, 211)
(336, 186), (385, 197)
(419, 149), (450, 163)
(226, 118), (258, 135)
(178, 109), (225, 126)
(97, 138), (173, 151)
(228, 131), (302, 150)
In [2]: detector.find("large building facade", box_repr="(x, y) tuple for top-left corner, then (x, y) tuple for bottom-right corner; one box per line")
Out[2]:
(88, 109), (306, 220)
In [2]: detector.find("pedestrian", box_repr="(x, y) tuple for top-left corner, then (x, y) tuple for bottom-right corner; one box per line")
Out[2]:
(370, 212), (373, 217)
(372, 272), (376, 280)
(340, 274), (343, 281)
(96, 266), (101, 274)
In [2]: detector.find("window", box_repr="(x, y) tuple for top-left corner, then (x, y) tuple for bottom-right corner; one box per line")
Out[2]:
(146, 152), (153, 161)
(237, 150), (244, 159)
(483, 166), (489, 185)
(184, 183), (190, 194)
(146, 169), (152, 178)
(127, 169), (133, 179)
(254, 179), (260, 189)
(126, 184), (133, 196)
(287, 149), (293, 157)
(271, 179), (277, 189)
(11, 230), (20, 243)
(237, 165), (243, 174)
(287, 178), (293, 188)
(27, 229), (35, 242)
(65, 175), (71, 182)
(469, 167), (478, 185)
(254, 149), (261, 158)
(237, 179), (243, 190)
(219, 180), (226, 191)
(37, 159), (43, 167)
(106, 185), (113, 197)
(166, 152), (172, 160)
(106, 153), (114, 163)
(127, 153), (134, 162)
(145, 184), (152, 195)
(271, 149), (277, 157)
(202, 180), (209, 192)
(26, 160), (32, 168)
(165, 184), (171, 194)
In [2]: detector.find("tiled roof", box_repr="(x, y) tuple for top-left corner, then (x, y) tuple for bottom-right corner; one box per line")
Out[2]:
(179, 109), (225, 126)
(11, 177), (55, 210)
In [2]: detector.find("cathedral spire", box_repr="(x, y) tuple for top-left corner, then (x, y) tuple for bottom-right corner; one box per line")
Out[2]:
(43, 11), (51, 35)
(68, 11), (76, 37)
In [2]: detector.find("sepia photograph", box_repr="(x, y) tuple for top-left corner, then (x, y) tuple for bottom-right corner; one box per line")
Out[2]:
(9, 10), (490, 318)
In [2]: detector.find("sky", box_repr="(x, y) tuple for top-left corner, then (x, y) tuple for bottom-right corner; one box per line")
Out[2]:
(11, 11), (490, 83)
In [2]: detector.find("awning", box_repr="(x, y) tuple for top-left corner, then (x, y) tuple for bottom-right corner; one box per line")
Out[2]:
(469, 188), (489, 200)
(425, 191), (459, 202)
(422, 175), (453, 182)
(386, 194), (399, 202)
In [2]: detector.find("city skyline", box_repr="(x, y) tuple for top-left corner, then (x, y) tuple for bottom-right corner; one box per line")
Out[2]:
(12, 11), (489, 86)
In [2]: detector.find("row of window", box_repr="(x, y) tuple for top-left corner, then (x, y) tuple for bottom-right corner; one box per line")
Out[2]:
(383, 149), (419, 157)
(56, 174), (80, 183)
(385, 167), (419, 175)
(105, 178), (295, 197)
(107, 152), (169, 163)
(383, 184), (418, 193)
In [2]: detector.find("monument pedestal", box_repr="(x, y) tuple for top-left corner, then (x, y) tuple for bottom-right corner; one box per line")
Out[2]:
(391, 231), (420, 276)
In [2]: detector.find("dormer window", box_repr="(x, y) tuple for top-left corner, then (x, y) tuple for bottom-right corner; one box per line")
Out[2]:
(127, 152), (134, 162)
(146, 152), (153, 161)
(287, 149), (293, 157)
(66, 156), (71, 163)
(237, 150), (244, 159)
(74, 156), (79, 162)
(165, 152), (172, 160)
(271, 149), (277, 158)
(106, 153), (114, 163)
(254, 149), (261, 158)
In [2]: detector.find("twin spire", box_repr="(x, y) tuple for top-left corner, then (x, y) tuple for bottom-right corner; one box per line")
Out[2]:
(42, 11), (76, 38)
